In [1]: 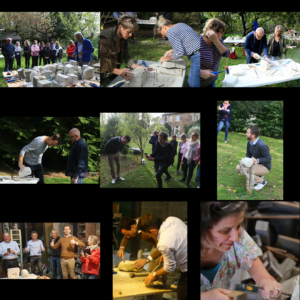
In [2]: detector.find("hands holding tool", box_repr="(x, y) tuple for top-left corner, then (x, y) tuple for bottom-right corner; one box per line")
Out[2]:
(146, 155), (154, 161)
(201, 288), (234, 300)
(117, 248), (125, 260)
(118, 68), (133, 80)
(133, 259), (147, 269)
(200, 69), (215, 79)
(135, 65), (150, 74)
(144, 272), (158, 286)
(159, 56), (171, 64)
(259, 279), (282, 299)
(253, 53), (259, 59)
(164, 49), (174, 57)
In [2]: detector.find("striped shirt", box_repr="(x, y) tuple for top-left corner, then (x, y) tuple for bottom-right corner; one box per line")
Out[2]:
(200, 34), (230, 87)
(167, 23), (200, 59)
(20, 136), (48, 165)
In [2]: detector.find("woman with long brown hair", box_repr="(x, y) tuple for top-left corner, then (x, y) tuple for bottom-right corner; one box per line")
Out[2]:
(100, 14), (149, 87)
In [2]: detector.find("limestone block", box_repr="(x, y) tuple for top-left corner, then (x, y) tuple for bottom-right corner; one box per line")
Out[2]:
(126, 68), (147, 87)
(43, 70), (53, 79)
(33, 66), (41, 71)
(118, 261), (143, 272)
(55, 74), (69, 87)
(82, 65), (89, 73)
(18, 68), (25, 78)
(161, 59), (186, 69)
(83, 67), (94, 79)
(40, 66), (48, 74)
(21, 270), (29, 278)
(230, 67), (244, 76)
(224, 75), (238, 87)
(25, 69), (33, 82)
(68, 59), (77, 67)
(77, 66), (82, 74)
(68, 74), (78, 84)
(45, 64), (52, 70)
(30, 70), (40, 84)
(64, 64), (75, 75)
(33, 76), (46, 87)
(37, 80), (53, 87)
(51, 80), (58, 87)
(242, 157), (253, 168)
(260, 60), (270, 70)
(49, 64), (57, 73)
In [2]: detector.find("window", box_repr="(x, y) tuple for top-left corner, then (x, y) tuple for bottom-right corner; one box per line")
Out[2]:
(175, 126), (179, 134)
(194, 113), (199, 121)
(169, 116), (172, 122)
(176, 115), (180, 122)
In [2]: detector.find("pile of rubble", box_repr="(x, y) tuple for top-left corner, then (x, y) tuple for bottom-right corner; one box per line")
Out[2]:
(17, 60), (95, 87)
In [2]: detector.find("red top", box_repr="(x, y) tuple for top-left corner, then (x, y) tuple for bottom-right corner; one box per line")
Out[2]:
(80, 247), (100, 275)
(66, 44), (76, 57)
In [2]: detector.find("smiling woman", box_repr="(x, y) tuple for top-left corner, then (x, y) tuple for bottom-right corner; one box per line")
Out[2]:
(200, 201), (282, 300)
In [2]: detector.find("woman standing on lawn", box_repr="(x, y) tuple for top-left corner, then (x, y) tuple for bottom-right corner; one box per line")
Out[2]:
(217, 100), (232, 143)
(175, 134), (187, 176)
(169, 135), (178, 167)
(156, 17), (200, 87)
(267, 25), (295, 61)
(100, 15), (149, 87)
(31, 40), (40, 68)
(24, 40), (31, 69)
(200, 18), (230, 87)
(14, 41), (22, 69)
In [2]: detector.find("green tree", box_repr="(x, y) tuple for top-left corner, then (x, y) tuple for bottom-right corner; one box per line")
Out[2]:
(121, 143), (130, 158)
(164, 123), (172, 135)
(103, 113), (123, 140)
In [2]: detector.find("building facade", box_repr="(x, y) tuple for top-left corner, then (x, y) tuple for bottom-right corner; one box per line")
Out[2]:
(161, 112), (200, 135)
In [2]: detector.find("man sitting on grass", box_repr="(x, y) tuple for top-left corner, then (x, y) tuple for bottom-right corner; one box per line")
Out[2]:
(146, 131), (173, 188)
(104, 135), (131, 184)
(236, 126), (271, 190)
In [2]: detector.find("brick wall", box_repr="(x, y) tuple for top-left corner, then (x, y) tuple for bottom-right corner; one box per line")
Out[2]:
(163, 113), (200, 134)
(138, 201), (187, 252)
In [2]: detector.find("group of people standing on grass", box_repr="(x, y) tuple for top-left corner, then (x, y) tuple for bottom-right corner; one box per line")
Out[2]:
(103, 131), (200, 188)
(217, 100), (272, 191)
(100, 14), (200, 87)
(200, 18), (296, 87)
(1, 32), (94, 71)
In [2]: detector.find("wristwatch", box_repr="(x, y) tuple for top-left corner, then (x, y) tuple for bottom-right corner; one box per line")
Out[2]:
(145, 258), (150, 263)
(153, 271), (157, 277)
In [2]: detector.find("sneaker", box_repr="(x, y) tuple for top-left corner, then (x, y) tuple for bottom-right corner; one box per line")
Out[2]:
(225, 141), (227, 143)
(175, 171), (178, 176)
(254, 180), (267, 190)
(112, 178), (117, 184)
(254, 176), (264, 185)
(163, 177), (171, 181)
(178, 179), (186, 182)
(117, 176), (125, 181)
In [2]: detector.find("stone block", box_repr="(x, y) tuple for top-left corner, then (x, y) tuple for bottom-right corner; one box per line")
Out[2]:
(18, 68), (25, 78)
(224, 75), (238, 87)
(242, 157), (253, 168)
(40, 66), (48, 74)
(261, 60), (270, 70)
(30, 70), (40, 84)
(230, 67), (244, 76)
(37, 80), (53, 87)
(64, 64), (75, 75)
(33, 66), (41, 71)
(25, 69), (33, 82)
(161, 59), (187, 70)
(68, 60), (77, 67)
(33, 76), (46, 87)
(126, 68), (147, 87)
(55, 74), (69, 87)
(44, 64), (52, 70)
(49, 65), (57, 73)
(77, 66), (82, 74)
(83, 67), (94, 79)
(68, 74), (78, 84)
(43, 70), (53, 79)
(82, 65), (89, 74)
(51, 80), (58, 87)
(118, 261), (143, 272)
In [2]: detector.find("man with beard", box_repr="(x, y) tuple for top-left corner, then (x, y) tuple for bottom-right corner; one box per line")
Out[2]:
(236, 126), (271, 190)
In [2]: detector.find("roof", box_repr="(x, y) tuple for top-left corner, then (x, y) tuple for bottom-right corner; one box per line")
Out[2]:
(0, 32), (22, 40)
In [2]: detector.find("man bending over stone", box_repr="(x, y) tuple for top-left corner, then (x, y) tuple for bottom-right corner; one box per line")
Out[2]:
(236, 126), (271, 190)
(104, 135), (131, 184)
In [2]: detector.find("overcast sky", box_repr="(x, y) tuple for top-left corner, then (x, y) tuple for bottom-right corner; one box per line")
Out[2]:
(102, 113), (166, 123)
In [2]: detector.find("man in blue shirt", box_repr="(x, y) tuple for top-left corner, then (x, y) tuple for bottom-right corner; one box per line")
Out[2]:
(73, 32), (94, 67)
(25, 231), (45, 276)
(0, 233), (20, 276)
(49, 229), (63, 279)
(1, 38), (15, 71)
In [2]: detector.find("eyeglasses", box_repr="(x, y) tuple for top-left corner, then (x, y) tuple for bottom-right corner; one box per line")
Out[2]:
(68, 135), (75, 138)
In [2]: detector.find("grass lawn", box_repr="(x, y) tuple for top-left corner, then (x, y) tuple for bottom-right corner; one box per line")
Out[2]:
(0, 51), (70, 87)
(214, 33), (300, 87)
(217, 131), (283, 200)
(100, 139), (199, 188)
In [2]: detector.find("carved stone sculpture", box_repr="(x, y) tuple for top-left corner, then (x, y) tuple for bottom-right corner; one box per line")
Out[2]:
(118, 260), (143, 272)
(239, 157), (254, 193)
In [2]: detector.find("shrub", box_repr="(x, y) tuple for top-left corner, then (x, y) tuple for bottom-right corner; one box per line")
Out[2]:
(187, 125), (200, 139)
(121, 144), (130, 158)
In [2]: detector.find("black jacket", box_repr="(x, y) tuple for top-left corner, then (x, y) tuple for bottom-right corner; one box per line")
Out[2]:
(39, 45), (45, 56)
(43, 47), (52, 58)
(24, 44), (31, 57)
(149, 135), (159, 153)
(150, 142), (173, 165)
(104, 136), (125, 155)
(49, 236), (61, 257)
(52, 47), (63, 59)
(169, 140), (178, 155)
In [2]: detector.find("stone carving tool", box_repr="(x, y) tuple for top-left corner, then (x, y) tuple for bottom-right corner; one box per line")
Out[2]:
(255, 54), (277, 67)
(234, 283), (291, 297)
(129, 272), (150, 278)
(141, 60), (153, 71)
(211, 70), (226, 74)
(112, 81), (125, 88)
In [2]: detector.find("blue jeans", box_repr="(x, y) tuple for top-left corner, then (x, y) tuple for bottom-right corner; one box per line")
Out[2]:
(4, 57), (14, 71)
(217, 120), (230, 141)
(82, 273), (97, 279)
(68, 56), (75, 62)
(196, 165), (200, 187)
(188, 53), (200, 87)
(50, 256), (63, 279)
(70, 176), (84, 184)
(24, 162), (44, 184)
(205, 80), (216, 88)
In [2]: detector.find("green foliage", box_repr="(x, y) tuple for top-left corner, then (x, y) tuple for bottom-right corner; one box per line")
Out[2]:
(0, 117), (99, 172)
(184, 120), (200, 135)
(164, 123), (172, 135)
(187, 125), (200, 138)
(216, 101), (283, 139)
(103, 114), (123, 140)
(121, 143), (130, 158)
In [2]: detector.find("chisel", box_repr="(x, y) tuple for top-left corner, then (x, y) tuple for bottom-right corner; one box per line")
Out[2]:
(234, 284), (291, 297)
(211, 70), (226, 74)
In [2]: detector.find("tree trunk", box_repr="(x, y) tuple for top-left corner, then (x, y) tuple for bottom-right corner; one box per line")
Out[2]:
(239, 160), (254, 194)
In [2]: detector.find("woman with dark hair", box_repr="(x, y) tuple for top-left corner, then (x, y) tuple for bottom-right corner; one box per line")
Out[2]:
(24, 40), (31, 69)
(201, 202), (282, 300)
(217, 100), (232, 143)
(100, 15), (149, 87)
(267, 25), (295, 61)
(169, 134), (178, 167)
(38, 41), (45, 66)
